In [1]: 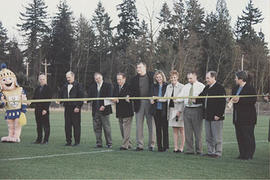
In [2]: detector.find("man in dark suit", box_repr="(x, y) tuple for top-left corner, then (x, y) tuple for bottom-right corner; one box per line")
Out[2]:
(112, 73), (134, 150)
(231, 71), (257, 160)
(264, 94), (270, 142)
(130, 62), (155, 151)
(197, 71), (226, 158)
(88, 72), (113, 148)
(59, 71), (84, 146)
(32, 74), (52, 144)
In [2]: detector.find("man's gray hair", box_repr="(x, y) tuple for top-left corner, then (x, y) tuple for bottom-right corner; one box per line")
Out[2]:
(66, 71), (75, 77)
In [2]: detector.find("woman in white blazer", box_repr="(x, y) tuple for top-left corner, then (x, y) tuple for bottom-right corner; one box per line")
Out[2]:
(159, 70), (185, 152)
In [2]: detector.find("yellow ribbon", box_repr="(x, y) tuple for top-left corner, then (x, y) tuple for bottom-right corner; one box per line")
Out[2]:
(1, 94), (263, 104)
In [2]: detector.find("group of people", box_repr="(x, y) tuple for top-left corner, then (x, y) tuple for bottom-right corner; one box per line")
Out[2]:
(31, 62), (258, 160)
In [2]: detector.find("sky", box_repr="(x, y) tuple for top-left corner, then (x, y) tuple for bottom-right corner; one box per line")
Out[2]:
(0, 0), (269, 47)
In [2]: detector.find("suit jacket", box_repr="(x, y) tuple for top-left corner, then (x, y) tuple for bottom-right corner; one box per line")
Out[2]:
(197, 82), (226, 121)
(150, 82), (168, 117)
(59, 81), (84, 108)
(161, 82), (184, 121)
(113, 83), (134, 118)
(232, 84), (257, 125)
(88, 82), (113, 116)
(32, 85), (52, 111)
(130, 72), (154, 113)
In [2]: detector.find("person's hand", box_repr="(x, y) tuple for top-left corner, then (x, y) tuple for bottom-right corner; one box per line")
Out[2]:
(214, 116), (220, 121)
(74, 107), (80, 113)
(125, 95), (130, 103)
(176, 111), (181, 117)
(150, 98), (155, 104)
(42, 110), (47, 116)
(231, 97), (239, 103)
(55, 101), (60, 105)
(99, 106), (105, 111)
(112, 98), (119, 103)
(263, 93), (269, 102)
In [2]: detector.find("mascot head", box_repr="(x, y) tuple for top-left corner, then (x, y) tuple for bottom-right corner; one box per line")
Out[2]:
(0, 63), (18, 91)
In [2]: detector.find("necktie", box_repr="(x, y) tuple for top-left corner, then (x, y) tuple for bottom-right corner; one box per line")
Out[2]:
(188, 84), (194, 105)
(169, 86), (174, 107)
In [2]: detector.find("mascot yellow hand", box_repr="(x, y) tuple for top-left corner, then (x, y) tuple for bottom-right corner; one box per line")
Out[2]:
(19, 112), (27, 126)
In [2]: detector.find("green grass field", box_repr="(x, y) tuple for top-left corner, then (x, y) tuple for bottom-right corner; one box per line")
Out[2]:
(0, 111), (269, 179)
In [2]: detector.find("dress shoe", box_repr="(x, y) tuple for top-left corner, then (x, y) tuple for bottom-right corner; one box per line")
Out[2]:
(120, 147), (128, 150)
(135, 147), (144, 151)
(65, 143), (72, 146)
(201, 153), (211, 156)
(32, 141), (41, 144)
(173, 149), (179, 153)
(210, 154), (221, 158)
(41, 141), (48, 145)
(163, 148), (169, 152)
(148, 147), (154, 151)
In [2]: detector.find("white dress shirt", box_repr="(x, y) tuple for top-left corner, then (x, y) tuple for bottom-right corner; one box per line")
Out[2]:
(67, 84), (73, 98)
(177, 81), (205, 107)
(97, 81), (103, 92)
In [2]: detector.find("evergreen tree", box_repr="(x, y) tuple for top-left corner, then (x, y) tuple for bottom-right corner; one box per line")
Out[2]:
(116, 0), (140, 49)
(92, 1), (113, 81)
(74, 15), (96, 87)
(237, 0), (263, 37)
(17, 0), (49, 78)
(202, 0), (235, 86)
(0, 21), (8, 61)
(51, 0), (74, 88)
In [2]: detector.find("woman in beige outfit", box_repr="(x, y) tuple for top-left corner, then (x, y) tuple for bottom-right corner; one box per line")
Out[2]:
(159, 70), (185, 152)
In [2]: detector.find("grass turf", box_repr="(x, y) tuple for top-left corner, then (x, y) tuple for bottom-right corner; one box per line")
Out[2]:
(0, 111), (269, 179)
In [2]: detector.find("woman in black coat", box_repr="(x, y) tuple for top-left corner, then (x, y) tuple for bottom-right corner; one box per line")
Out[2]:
(150, 70), (168, 152)
(231, 71), (257, 160)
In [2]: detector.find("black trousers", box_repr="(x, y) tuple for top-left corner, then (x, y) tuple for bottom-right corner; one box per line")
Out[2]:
(268, 119), (270, 142)
(35, 108), (50, 142)
(235, 124), (256, 159)
(154, 110), (169, 151)
(64, 106), (81, 144)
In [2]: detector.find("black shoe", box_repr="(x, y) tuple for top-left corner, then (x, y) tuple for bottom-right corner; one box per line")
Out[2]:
(32, 140), (41, 144)
(201, 153), (211, 156)
(210, 154), (221, 158)
(158, 149), (164, 152)
(173, 149), (179, 153)
(148, 147), (154, 151)
(95, 145), (103, 148)
(107, 145), (112, 149)
(135, 147), (144, 151)
(163, 148), (169, 152)
(120, 147), (128, 150)
(41, 141), (48, 145)
(73, 143), (79, 147)
(65, 143), (72, 146)
(196, 152), (202, 155)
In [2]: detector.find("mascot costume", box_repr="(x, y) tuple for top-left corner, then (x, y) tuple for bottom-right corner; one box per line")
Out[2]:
(0, 63), (27, 143)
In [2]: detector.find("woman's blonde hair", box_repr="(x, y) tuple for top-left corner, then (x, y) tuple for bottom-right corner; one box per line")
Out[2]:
(153, 70), (167, 84)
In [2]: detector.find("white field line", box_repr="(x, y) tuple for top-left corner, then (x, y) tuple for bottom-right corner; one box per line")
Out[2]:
(0, 140), (268, 161)
(0, 149), (114, 161)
